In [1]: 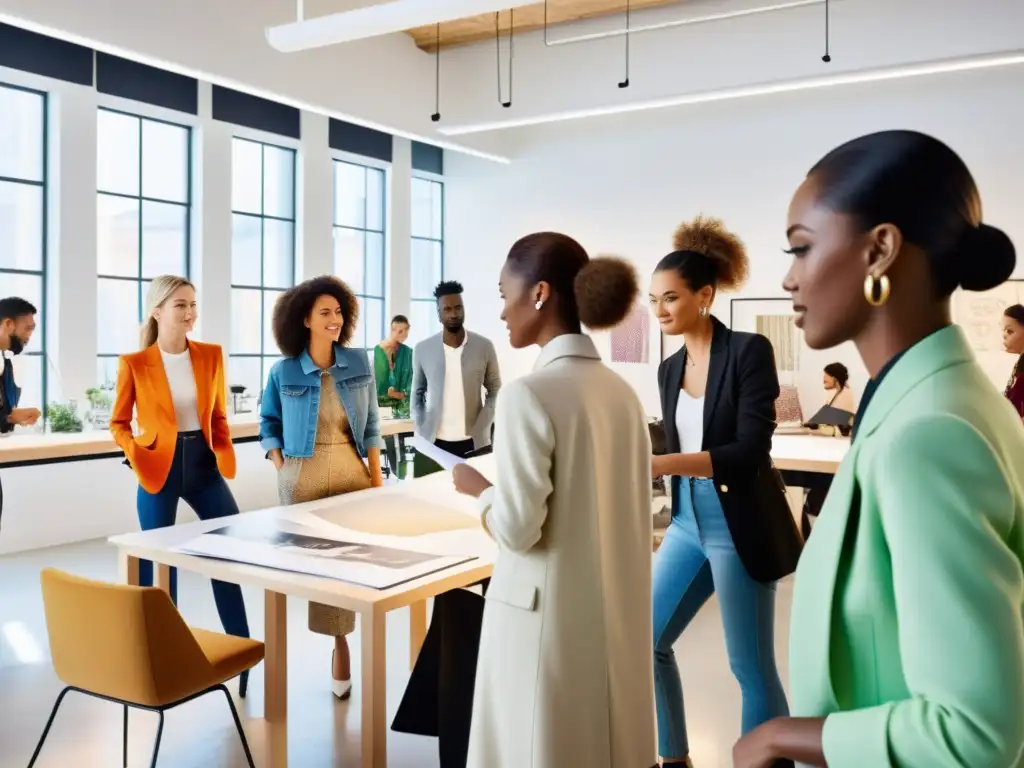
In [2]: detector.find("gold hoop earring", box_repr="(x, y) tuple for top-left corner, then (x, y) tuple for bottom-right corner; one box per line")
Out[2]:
(864, 274), (891, 307)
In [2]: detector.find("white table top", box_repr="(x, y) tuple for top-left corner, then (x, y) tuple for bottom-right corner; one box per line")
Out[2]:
(770, 433), (849, 474)
(0, 417), (414, 465)
(109, 454), (495, 613)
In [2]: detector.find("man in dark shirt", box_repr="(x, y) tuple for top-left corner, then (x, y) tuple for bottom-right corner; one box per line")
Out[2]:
(0, 297), (42, 530)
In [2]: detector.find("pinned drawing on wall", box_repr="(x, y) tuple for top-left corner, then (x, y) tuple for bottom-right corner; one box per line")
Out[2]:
(729, 298), (800, 383)
(952, 279), (1024, 388)
(611, 303), (654, 364)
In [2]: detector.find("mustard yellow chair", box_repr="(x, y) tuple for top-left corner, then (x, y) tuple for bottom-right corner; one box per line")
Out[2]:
(29, 568), (265, 768)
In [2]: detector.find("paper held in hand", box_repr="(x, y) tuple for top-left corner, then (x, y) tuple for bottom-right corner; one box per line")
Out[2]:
(413, 435), (466, 470)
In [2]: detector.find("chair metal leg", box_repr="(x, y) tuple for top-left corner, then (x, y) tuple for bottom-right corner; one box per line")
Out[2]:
(149, 710), (165, 768)
(123, 704), (129, 767)
(218, 683), (257, 768)
(27, 686), (72, 768)
(239, 669), (249, 698)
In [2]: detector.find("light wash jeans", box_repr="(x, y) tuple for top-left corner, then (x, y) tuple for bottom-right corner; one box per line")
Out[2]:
(652, 476), (788, 759)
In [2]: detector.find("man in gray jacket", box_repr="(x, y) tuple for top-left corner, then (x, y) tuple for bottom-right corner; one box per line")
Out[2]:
(412, 281), (501, 473)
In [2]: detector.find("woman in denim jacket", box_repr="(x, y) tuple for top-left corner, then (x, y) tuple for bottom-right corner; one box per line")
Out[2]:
(260, 275), (384, 698)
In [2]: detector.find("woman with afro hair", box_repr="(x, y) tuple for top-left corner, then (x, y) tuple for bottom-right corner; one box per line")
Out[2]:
(259, 275), (384, 699)
(648, 216), (802, 766)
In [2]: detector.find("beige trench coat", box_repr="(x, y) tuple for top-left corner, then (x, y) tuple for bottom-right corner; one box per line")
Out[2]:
(468, 334), (657, 768)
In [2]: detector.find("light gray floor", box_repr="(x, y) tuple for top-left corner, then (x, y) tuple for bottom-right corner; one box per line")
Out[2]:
(0, 538), (793, 767)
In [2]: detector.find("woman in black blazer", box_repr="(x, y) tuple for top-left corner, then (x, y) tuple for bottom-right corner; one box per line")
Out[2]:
(649, 217), (803, 766)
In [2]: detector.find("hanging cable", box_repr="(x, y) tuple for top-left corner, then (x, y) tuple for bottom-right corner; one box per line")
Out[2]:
(618, 0), (631, 88)
(431, 23), (441, 122)
(496, 10), (513, 108)
(822, 0), (831, 62)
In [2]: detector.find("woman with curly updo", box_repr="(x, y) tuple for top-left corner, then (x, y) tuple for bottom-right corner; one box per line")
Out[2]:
(451, 232), (657, 768)
(259, 275), (384, 699)
(648, 217), (802, 766)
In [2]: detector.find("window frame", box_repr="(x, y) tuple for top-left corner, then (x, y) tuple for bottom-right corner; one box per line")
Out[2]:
(95, 107), (193, 384)
(228, 136), (297, 391)
(331, 155), (388, 352)
(410, 173), (445, 342)
(0, 81), (48, 411)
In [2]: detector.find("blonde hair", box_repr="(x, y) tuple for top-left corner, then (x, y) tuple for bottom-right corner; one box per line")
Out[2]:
(141, 275), (195, 349)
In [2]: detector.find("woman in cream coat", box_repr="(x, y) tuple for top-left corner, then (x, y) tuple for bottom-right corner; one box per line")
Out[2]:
(453, 232), (657, 768)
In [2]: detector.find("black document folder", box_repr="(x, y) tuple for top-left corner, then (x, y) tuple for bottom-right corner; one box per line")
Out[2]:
(805, 404), (855, 428)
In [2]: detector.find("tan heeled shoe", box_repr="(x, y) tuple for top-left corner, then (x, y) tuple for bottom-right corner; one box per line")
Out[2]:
(331, 650), (352, 700)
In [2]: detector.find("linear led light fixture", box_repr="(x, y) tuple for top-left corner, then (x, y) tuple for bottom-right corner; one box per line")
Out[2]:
(0, 13), (509, 164)
(267, 0), (535, 53)
(545, 0), (830, 47)
(438, 49), (1024, 135)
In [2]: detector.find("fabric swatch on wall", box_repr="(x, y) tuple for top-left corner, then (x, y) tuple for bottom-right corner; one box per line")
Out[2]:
(611, 305), (650, 364)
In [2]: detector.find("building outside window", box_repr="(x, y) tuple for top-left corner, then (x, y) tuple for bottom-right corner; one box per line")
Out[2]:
(0, 84), (47, 413)
(95, 109), (192, 389)
(409, 176), (444, 347)
(228, 137), (296, 398)
(333, 159), (386, 354)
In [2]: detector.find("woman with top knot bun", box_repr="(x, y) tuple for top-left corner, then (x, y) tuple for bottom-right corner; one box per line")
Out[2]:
(649, 216), (800, 766)
(451, 232), (658, 768)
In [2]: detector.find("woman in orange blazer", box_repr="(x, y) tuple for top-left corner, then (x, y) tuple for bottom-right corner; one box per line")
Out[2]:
(110, 275), (250, 688)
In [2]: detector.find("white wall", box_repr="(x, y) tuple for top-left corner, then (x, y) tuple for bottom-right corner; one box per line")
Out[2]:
(442, 65), (1024, 416)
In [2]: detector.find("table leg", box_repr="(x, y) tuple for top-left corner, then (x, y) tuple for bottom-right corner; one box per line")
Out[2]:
(119, 552), (139, 586)
(409, 600), (426, 669)
(360, 608), (387, 768)
(154, 563), (172, 595)
(264, 591), (288, 722)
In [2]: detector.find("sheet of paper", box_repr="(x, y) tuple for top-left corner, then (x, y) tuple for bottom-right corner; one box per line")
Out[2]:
(174, 517), (478, 589)
(413, 435), (466, 470)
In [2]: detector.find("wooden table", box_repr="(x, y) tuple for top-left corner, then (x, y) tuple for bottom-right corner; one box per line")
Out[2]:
(0, 418), (414, 467)
(108, 466), (492, 768)
(771, 433), (849, 490)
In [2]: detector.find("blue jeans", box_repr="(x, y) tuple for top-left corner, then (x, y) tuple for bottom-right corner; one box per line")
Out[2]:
(136, 432), (250, 639)
(652, 477), (788, 759)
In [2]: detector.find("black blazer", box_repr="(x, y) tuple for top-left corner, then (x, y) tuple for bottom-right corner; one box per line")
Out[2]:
(658, 317), (802, 582)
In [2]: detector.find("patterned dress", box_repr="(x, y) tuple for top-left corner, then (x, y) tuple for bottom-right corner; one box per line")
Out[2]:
(278, 370), (371, 637)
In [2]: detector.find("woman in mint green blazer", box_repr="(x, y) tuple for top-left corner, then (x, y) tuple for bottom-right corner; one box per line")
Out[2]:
(733, 131), (1024, 768)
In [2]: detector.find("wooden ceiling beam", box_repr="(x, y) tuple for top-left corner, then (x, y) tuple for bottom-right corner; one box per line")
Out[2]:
(405, 0), (687, 52)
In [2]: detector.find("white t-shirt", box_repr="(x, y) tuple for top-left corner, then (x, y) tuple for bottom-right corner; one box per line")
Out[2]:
(436, 335), (469, 442)
(674, 390), (705, 455)
(160, 347), (201, 432)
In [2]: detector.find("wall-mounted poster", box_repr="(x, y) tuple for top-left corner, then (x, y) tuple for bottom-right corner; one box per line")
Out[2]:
(610, 303), (655, 364)
(952, 280), (1024, 389)
(729, 297), (867, 422)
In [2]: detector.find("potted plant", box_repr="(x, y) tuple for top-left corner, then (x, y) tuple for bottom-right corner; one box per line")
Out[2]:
(47, 401), (83, 433)
(85, 386), (114, 429)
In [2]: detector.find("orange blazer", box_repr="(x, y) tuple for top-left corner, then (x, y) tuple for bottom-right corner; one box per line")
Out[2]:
(110, 340), (236, 494)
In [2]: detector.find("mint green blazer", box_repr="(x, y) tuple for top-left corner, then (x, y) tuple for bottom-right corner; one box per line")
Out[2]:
(789, 325), (1024, 768)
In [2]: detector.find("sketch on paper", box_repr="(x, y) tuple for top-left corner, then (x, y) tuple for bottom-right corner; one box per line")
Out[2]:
(952, 280), (1024, 388)
(755, 314), (800, 374)
(611, 304), (651, 364)
(953, 281), (1024, 352)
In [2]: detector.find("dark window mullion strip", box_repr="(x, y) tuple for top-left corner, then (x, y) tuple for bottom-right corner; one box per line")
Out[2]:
(259, 145), (266, 384)
(136, 115), (144, 326)
(0, 175), (44, 187)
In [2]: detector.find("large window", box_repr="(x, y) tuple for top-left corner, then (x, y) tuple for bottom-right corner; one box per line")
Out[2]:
(0, 84), (47, 412)
(409, 176), (444, 346)
(229, 137), (295, 396)
(333, 159), (385, 352)
(96, 109), (191, 387)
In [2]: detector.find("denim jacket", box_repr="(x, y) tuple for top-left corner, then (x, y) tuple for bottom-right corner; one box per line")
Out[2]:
(259, 346), (383, 459)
